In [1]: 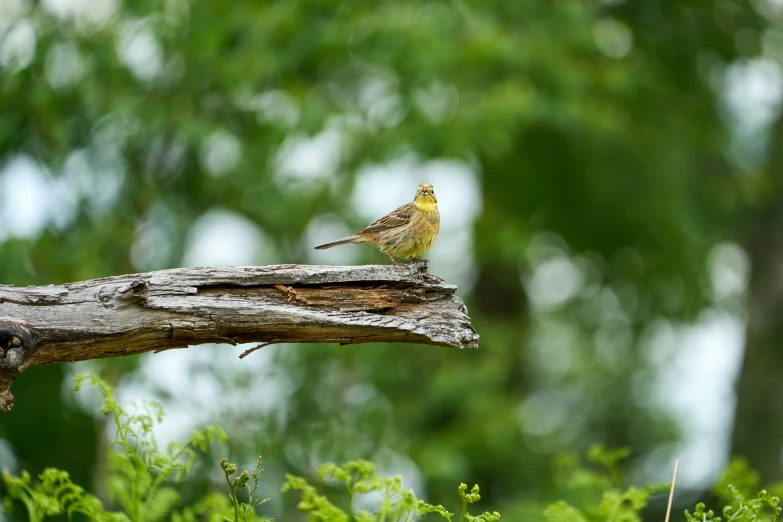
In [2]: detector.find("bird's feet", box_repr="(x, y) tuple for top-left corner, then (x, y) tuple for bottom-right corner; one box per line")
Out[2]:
(386, 253), (427, 266)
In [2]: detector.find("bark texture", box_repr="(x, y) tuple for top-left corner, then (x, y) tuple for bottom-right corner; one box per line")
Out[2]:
(0, 264), (478, 411)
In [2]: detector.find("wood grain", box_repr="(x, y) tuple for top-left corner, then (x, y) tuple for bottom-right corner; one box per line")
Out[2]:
(0, 263), (478, 411)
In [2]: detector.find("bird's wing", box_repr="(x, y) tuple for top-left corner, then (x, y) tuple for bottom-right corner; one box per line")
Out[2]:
(359, 202), (416, 234)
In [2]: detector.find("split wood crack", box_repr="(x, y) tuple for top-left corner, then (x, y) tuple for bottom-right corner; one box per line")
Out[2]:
(0, 264), (479, 411)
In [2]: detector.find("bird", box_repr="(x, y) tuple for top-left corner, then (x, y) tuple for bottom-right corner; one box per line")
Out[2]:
(315, 183), (440, 265)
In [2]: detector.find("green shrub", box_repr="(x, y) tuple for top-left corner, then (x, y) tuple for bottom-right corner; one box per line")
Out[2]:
(543, 444), (782, 522)
(282, 460), (500, 522)
(1, 373), (499, 522)
(7, 372), (782, 522)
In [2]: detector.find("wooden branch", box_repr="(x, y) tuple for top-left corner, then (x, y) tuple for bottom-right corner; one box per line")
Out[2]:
(0, 263), (479, 411)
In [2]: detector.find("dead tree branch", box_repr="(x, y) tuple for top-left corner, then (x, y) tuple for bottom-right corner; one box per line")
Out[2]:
(0, 263), (479, 411)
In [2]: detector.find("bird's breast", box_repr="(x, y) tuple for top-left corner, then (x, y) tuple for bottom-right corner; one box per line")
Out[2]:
(408, 209), (439, 256)
(417, 209), (440, 233)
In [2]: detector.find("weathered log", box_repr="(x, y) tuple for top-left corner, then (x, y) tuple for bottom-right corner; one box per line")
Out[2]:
(0, 263), (479, 411)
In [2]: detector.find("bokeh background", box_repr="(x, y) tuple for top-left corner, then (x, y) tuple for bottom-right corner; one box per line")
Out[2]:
(1, 0), (782, 519)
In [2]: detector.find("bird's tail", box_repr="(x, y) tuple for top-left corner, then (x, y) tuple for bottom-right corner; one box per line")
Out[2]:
(314, 235), (364, 250)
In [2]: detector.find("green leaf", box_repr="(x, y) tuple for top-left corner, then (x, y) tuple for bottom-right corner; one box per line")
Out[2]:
(544, 501), (588, 522)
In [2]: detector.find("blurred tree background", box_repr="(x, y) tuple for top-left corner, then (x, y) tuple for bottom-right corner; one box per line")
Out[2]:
(1, 0), (781, 519)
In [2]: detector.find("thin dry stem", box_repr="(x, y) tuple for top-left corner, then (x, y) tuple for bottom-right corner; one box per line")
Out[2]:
(664, 460), (680, 522)
(239, 342), (274, 359)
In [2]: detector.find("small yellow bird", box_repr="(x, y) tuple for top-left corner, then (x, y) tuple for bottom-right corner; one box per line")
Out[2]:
(315, 183), (440, 265)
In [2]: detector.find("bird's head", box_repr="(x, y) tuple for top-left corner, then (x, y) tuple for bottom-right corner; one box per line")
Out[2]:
(414, 183), (437, 211)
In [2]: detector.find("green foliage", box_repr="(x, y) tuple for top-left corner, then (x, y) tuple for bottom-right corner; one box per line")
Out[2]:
(685, 458), (782, 522)
(543, 501), (588, 522)
(713, 458), (763, 506)
(3, 373), (233, 522)
(169, 492), (235, 522)
(545, 444), (667, 522)
(710, 457), (783, 508)
(2, 0), (780, 515)
(3, 374), (498, 522)
(2, 468), (125, 522)
(282, 459), (500, 522)
(6, 395), (783, 522)
(453, 483), (502, 522)
(544, 448), (783, 522)
(221, 456), (270, 522)
(684, 486), (780, 522)
(73, 373), (227, 522)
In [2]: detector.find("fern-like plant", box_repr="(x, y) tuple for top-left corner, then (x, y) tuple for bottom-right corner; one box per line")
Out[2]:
(543, 444), (668, 522)
(72, 373), (227, 522)
(3, 373), (233, 522)
(542, 447), (783, 522)
(221, 456), (270, 522)
(685, 457), (782, 522)
(282, 459), (500, 522)
(2, 373), (496, 522)
(2, 467), (128, 522)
